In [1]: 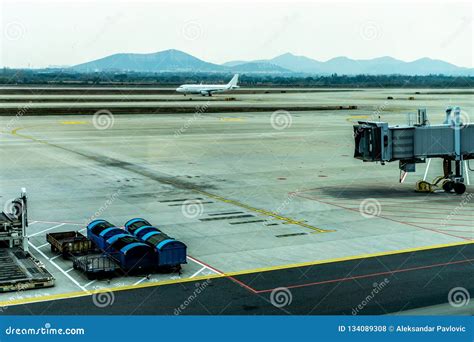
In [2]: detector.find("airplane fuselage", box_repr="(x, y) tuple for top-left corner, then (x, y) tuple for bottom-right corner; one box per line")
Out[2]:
(176, 74), (239, 96)
(176, 85), (232, 96)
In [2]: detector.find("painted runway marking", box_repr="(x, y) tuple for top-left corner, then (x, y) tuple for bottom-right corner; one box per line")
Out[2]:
(29, 223), (66, 237)
(252, 257), (474, 294)
(190, 266), (206, 278)
(37, 242), (50, 249)
(12, 126), (333, 235)
(84, 280), (97, 288)
(28, 241), (87, 292)
(292, 188), (473, 241)
(2, 240), (472, 308)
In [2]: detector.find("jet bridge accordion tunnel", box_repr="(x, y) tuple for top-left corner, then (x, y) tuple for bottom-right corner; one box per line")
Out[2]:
(353, 107), (474, 194)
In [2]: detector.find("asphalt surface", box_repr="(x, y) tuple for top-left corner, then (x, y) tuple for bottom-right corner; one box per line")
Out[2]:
(4, 242), (473, 315)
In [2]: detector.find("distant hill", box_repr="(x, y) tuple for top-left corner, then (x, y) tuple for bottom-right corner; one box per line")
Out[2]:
(72, 49), (225, 73)
(71, 49), (473, 76)
(229, 62), (291, 73)
(253, 53), (473, 76)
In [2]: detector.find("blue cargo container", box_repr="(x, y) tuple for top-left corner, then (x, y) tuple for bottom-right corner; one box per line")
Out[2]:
(105, 234), (155, 272)
(86, 219), (122, 250)
(87, 219), (155, 273)
(125, 218), (187, 268)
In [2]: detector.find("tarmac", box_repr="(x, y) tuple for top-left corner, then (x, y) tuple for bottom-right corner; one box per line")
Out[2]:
(0, 87), (472, 314)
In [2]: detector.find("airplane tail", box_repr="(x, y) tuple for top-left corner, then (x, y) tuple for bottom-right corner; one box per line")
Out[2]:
(227, 74), (239, 89)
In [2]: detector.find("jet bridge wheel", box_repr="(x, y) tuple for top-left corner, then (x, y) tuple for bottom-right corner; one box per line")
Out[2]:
(453, 183), (466, 195)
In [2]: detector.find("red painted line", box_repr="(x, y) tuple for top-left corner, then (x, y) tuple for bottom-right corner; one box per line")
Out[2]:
(254, 258), (474, 294)
(187, 255), (258, 294)
(187, 255), (224, 275)
(399, 221), (473, 228)
(318, 201), (474, 214)
(381, 214), (474, 223)
(294, 193), (471, 241)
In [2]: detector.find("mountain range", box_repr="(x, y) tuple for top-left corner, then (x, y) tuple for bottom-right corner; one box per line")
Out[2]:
(71, 49), (473, 76)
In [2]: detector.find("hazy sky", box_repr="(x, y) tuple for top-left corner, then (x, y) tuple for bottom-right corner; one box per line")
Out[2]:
(0, 0), (472, 68)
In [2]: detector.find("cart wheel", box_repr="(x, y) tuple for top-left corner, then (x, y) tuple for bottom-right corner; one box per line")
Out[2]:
(442, 181), (454, 192)
(87, 274), (95, 280)
(454, 183), (466, 195)
(73, 262), (78, 270)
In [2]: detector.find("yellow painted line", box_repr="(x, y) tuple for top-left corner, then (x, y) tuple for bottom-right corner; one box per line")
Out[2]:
(346, 115), (369, 122)
(60, 121), (87, 125)
(224, 239), (474, 277)
(193, 189), (332, 233)
(220, 117), (245, 122)
(1, 239), (472, 308)
(10, 126), (332, 234)
(0, 273), (222, 308)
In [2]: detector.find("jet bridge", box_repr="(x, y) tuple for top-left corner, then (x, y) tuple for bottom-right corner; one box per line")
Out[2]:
(353, 106), (473, 194)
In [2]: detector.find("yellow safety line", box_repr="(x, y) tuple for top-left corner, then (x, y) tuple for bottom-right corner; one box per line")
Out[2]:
(1, 239), (472, 308)
(223, 239), (474, 277)
(10, 126), (332, 234)
(193, 189), (333, 233)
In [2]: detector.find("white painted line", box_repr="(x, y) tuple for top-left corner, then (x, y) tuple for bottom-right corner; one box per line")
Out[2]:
(190, 266), (206, 278)
(187, 256), (222, 275)
(464, 161), (470, 185)
(423, 158), (431, 181)
(32, 220), (83, 226)
(50, 254), (62, 261)
(36, 242), (50, 249)
(29, 221), (38, 225)
(84, 280), (97, 288)
(29, 223), (65, 237)
(133, 277), (148, 286)
(28, 242), (87, 292)
(65, 267), (74, 273)
(78, 228), (86, 233)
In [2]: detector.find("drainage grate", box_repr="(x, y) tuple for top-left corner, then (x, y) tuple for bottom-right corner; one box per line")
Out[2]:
(275, 233), (308, 238)
(200, 214), (254, 222)
(230, 220), (266, 225)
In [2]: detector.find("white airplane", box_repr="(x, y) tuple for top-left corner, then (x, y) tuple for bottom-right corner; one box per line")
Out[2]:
(176, 74), (239, 96)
